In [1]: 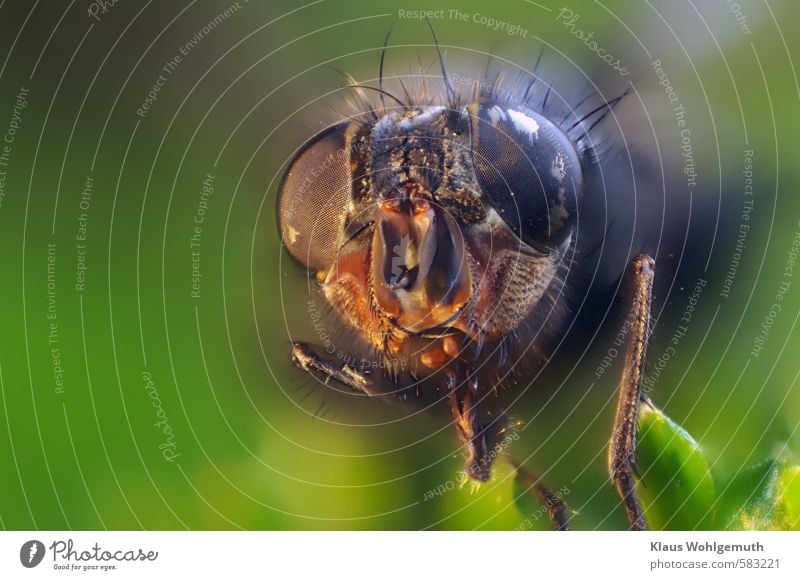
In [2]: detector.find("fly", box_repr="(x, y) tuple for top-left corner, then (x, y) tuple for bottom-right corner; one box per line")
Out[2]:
(276, 25), (710, 531)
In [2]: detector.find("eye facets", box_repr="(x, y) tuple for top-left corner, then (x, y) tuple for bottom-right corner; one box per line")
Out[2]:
(469, 104), (583, 252)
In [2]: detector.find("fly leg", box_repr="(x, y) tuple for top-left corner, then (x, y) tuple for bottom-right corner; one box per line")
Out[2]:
(449, 370), (491, 482)
(447, 367), (571, 529)
(291, 342), (372, 395)
(511, 459), (571, 530)
(608, 254), (655, 530)
(448, 369), (507, 482)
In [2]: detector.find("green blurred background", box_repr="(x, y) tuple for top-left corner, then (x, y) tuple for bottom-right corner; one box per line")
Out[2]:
(0, 0), (798, 530)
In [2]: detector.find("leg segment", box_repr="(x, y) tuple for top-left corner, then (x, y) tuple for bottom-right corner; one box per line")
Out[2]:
(447, 371), (571, 530)
(449, 371), (494, 482)
(608, 254), (655, 530)
(291, 342), (372, 395)
(448, 368), (509, 482)
(512, 459), (571, 530)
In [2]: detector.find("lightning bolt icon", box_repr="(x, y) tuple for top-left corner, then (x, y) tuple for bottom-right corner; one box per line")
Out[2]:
(28, 542), (38, 564)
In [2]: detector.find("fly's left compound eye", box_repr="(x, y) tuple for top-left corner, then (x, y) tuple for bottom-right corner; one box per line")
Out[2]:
(277, 123), (352, 271)
(469, 104), (583, 252)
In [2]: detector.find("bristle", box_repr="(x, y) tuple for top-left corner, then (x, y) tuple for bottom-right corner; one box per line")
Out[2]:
(541, 75), (557, 110)
(560, 91), (596, 124)
(425, 17), (456, 102)
(522, 46), (546, 102)
(378, 21), (396, 113)
(567, 86), (631, 132)
(331, 43), (624, 213)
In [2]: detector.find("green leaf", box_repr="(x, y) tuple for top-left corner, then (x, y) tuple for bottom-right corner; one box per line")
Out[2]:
(717, 460), (800, 530)
(635, 402), (716, 530)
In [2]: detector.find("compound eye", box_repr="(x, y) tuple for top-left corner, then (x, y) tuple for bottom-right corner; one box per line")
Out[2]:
(469, 104), (583, 252)
(277, 123), (351, 271)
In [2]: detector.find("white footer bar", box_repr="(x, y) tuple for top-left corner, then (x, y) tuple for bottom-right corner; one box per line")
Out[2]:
(1, 531), (798, 578)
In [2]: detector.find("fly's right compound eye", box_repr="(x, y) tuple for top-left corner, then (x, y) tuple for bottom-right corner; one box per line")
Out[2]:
(277, 123), (352, 272)
(469, 104), (583, 253)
